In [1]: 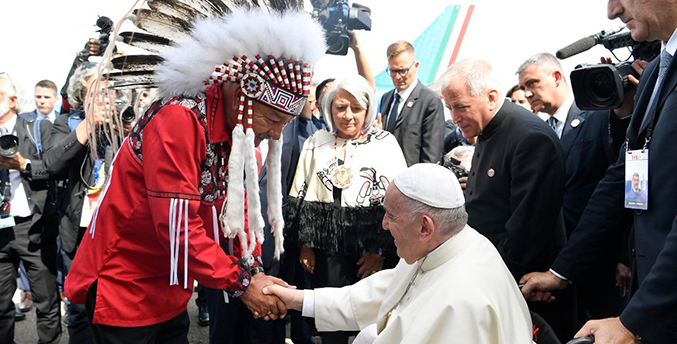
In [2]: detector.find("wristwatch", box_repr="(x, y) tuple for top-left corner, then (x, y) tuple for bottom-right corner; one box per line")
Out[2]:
(21, 159), (32, 175)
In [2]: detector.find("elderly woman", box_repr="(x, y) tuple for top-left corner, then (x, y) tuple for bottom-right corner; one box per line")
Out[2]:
(285, 75), (406, 343)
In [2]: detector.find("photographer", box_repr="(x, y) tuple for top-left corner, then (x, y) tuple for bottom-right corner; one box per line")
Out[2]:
(60, 16), (114, 114)
(44, 62), (130, 344)
(0, 74), (61, 344)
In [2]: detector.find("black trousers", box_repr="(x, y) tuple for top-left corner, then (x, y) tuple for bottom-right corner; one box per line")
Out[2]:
(0, 216), (61, 344)
(86, 281), (189, 344)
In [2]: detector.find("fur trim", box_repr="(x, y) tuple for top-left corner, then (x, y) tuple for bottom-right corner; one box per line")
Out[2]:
(224, 125), (246, 241)
(243, 128), (264, 257)
(156, 8), (326, 99)
(266, 136), (285, 260)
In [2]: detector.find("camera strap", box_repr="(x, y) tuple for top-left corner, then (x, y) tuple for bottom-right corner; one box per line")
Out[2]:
(33, 117), (45, 154)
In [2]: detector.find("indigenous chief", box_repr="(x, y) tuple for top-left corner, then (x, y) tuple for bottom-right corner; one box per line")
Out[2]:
(268, 163), (533, 344)
(63, 8), (326, 343)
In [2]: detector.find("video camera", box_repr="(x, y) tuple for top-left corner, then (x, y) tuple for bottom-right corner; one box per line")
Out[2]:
(311, 0), (372, 56)
(557, 29), (660, 110)
(79, 16), (114, 60)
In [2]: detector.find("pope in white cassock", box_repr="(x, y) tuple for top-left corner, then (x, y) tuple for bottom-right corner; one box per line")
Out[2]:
(264, 163), (533, 344)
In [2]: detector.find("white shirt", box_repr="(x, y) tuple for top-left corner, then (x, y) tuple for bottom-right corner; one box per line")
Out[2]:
(387, 79), (419, 126)
(0, 115), (33, 217)
(37, 109), (57, 123)
(644, 28), (677, 119)
(542, 95), (573, 139)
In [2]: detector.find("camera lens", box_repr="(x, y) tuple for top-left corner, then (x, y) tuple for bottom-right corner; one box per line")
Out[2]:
(326, 35), (348, 55)
(588, 69), (615, 102)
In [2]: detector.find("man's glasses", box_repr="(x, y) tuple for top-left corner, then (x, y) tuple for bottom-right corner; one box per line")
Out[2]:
(386, 61), (416, 77)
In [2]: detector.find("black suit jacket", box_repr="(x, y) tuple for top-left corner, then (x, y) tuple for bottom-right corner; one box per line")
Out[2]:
(380, 81), (445, 166)
(2, 115), (55, 243)
(552, 55), (677, 343)
(466, 101), (567, 281)
(560, 105), (617, 236)
(43, 112), (93, 255)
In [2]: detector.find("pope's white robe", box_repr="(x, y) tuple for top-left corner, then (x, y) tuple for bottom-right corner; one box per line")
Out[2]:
(311, 226), (533, 344)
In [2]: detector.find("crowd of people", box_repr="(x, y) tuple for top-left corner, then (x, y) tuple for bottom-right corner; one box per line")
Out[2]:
(2, 0), (677, 343)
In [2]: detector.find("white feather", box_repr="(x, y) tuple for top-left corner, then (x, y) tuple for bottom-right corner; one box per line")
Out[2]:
(156, 8), (326, 99)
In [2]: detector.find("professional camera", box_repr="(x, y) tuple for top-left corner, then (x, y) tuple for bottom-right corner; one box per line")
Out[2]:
(0, 134), (19, 158)
(441, 156), (468, 179)
(560, 30), (660, 110)
(311, 0), (372, 55)
(115, 90), (138, 124)
(79, 16), (114, 60)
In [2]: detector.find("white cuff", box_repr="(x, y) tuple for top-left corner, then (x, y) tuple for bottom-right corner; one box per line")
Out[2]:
(549, 268), (569, 282)
(301, 290), (315, 318)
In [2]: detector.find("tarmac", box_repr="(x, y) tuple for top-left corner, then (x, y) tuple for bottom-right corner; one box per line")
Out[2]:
(13, 287), (210, 344)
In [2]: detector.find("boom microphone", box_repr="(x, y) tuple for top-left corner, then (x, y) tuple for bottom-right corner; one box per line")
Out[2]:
(556, 36), (598, 59)
(556, 28), (626, 59)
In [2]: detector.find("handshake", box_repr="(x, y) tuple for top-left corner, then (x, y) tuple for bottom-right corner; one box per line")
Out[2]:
(240, 272), (304, 321)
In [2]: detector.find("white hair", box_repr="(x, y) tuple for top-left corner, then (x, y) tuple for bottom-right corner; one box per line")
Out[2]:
(439, 59), (504, 99)
(67, 62), (99, 110)
(516, 52), (563, 75)
(320, 74), (377, 135)
(399, 193), (468, 236)
(0, 74), (19, 113)
(155, 8), (327, 99)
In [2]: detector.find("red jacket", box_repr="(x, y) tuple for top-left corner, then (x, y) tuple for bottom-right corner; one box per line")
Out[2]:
(65, 85), (262, 326)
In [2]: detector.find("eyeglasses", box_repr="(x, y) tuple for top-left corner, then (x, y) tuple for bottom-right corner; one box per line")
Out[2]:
(386, 61), (416, 77)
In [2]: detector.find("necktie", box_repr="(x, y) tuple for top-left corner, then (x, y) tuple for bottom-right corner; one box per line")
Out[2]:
(547, 116), (558, 132)
(642, 49), (673, 129)
(386, 93), (400, 133)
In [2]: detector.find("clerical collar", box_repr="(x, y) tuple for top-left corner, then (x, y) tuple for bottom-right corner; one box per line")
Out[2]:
(477, 101), (512, 141)
(419, 225), (473, 272)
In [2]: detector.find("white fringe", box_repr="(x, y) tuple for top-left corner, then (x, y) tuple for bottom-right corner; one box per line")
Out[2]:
(266, 137), (285, 260)
(243, 128), (265, 257)
(211, 205), (220, 246)
(168, 198), (190, 289)
(225, 125), (248, 254)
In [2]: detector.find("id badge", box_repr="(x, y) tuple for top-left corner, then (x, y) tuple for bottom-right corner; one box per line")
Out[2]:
(625, 149), (648, 210)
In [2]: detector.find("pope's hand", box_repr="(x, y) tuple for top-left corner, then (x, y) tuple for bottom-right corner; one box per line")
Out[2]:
(262, 284), (304, 312)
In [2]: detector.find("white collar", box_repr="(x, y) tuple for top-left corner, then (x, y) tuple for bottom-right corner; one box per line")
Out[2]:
(552, 95), (574, 124)
(395, 79), (419, 102)
(0, 114), (17, 134)
(664, 27), (677, 56)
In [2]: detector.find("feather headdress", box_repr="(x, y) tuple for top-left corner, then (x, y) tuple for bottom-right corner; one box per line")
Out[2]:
(108, 0), (327, 261)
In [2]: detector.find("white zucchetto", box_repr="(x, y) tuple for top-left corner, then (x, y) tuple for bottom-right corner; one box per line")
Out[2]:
(393, 163), (465, 209)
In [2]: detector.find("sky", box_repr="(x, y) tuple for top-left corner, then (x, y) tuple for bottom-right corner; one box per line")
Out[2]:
(1, 0), (627, 112)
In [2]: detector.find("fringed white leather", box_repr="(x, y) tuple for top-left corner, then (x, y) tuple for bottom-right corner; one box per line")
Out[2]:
(168, 198), (190, 288)
(225, 125), (248, 253)
(243, 129), (265, 257)
(211, 205), (220, 246)
(266, 136), (285, 260)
